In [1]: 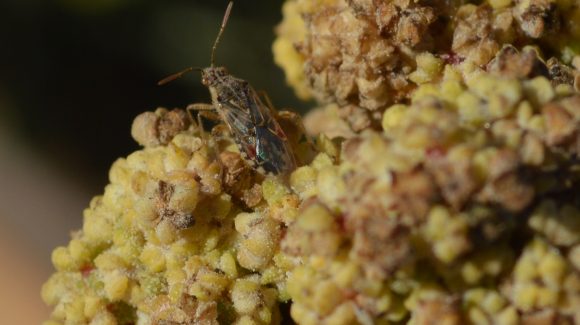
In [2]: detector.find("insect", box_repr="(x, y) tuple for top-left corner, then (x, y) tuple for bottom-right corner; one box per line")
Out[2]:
(159, 1), (297, 175)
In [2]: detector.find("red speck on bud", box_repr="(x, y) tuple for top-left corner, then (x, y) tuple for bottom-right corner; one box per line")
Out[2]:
(80, 264), (94, 277)
(426, 146), (446, 158)
(440, 52), (464, 65)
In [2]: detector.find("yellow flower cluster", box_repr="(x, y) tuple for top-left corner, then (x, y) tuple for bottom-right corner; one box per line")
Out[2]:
(42, 108), (295, 324)
(509, 237), (580, 322)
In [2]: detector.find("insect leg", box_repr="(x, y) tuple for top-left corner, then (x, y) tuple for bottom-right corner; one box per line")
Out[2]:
(278, 110), (315, 150)
(278, 110), (305, 132)
(256, 90), (308, 145)
(186, 103), (220, 138)
(195, 110), (220, 121)
(186, 103), (216, 113)
(256, 90), (276, 115)
(187, 103), (220, 121)
(210, 124), (232, 142)
(187, 105), (234, 143)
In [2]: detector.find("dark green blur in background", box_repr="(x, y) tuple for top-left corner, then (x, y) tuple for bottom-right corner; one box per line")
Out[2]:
(0, 0), (306, 193)
(0, 1), (306, 320)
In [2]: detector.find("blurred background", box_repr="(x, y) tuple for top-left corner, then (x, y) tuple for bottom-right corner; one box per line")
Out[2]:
(0, 0), (307, 322)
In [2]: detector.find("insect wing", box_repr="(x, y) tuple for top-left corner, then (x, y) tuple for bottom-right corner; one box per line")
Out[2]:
(219, 100), (252, 135)
(255, 124), (296, 174)
(217, 99), (258, 162)
(246, 90), (296, 174)
(246, 89), (267, 126)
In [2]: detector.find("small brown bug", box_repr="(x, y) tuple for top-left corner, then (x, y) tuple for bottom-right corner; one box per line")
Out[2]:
(159, 1), (297, 175)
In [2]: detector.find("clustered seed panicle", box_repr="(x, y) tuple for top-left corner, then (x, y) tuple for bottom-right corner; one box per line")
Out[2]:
(42, 0), (580, 324)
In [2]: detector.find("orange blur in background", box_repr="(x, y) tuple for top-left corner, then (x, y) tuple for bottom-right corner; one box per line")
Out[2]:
(0, 125), (90, 323)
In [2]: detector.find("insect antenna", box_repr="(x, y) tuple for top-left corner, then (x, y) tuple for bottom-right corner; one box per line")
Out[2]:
(157, 67), (203, 86)
(210, 1), (234, 67)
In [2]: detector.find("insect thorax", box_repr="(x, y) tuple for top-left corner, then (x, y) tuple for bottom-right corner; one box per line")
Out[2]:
(203, 68), (249, 99)
(201, 67), (228, 87)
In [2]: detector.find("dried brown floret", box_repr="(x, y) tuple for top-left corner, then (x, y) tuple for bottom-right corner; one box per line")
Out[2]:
(188, 147), (223, 196)
(148, 295), (218, 325)
(542, 102), (576, 146)
(546, 57), (579, 87)
(219, 151), (262, 208)
(241, 183), (263, 209)
(409, 294), (462, 325)
(350, 213), (413, 279)
(487, 45), (550, 80)
(477, 165), (534, 213)
(425, 150), (475, 210)
(132, 108), (191, 147)
(391, 170), (437, 221)
(351, 0), (438, 48)
(337, 104), (381, 133)
(520, 309), (574, 325)
(155, 180), (197, 229)
(452, 5), (500, 65)
(513, 0), (560, 38)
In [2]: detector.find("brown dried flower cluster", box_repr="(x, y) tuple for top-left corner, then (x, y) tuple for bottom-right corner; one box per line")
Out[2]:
(275, 0), (455, 125)
(451, 0), (580, 66)
(274, 0), (580, 132)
